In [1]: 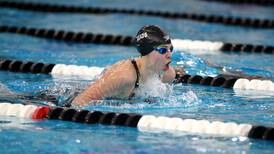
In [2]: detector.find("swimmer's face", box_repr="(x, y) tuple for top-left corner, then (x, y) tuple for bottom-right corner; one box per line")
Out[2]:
(151, 44), (173, 72)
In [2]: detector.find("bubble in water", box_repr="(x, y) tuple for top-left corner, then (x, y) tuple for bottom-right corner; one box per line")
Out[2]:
(183, 91), (201, 105)
(135, 74), (173, 98)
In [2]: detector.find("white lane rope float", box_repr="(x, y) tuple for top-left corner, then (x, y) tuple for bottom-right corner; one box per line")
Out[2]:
(51, 64), (104, 79)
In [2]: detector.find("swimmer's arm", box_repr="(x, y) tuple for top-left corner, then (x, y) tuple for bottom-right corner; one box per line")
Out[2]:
(72, 75), (130, 106)
(162, 66), (185, 83)
(71, 81), (106, 106)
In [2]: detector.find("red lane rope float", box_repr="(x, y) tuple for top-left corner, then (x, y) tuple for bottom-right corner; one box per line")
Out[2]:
(32, 106), (50, 119)
(0, 103), (273, 141)
(0, 103), (47, 119)
(1, 25), (273, 53)
(0, 58), (273, 91)
(0, 1), (274, 28)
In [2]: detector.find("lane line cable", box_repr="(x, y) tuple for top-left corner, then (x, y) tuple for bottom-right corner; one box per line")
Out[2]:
(0, 58), (273, 91)
(0, 1), (274, 28)
(202, 0), (274, 6)
(1, 25), (273, 54)
(0, 103), (273, 141)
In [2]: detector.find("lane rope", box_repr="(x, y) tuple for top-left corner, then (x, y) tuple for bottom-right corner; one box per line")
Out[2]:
(0, 59), (104, 80)
(176, 74), (274, 91)
(0, 59), (273, 91)
(0, 102), (273, 141)
(202, 0), (274, 6)
(0, 1), (274, 28)
(1, 25), (273, 53)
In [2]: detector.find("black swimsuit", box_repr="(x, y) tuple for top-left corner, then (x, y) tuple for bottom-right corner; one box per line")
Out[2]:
(128, 59), (140, 99)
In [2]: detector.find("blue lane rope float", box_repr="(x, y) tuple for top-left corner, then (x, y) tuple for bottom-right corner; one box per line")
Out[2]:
(0, 102), (273, 141)
(1, 25), (273, 54)
(0, 1), (274, 28)
(0, 59), (274, 91)
(202, 0), (274, 6)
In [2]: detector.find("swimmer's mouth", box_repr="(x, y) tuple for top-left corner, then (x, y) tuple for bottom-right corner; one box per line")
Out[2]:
(166, 61), (171, 67)
(164, 61), (171, 70)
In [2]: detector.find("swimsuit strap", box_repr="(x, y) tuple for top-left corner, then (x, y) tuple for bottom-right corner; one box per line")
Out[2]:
(131, 59), (140, 88)
(128, 59), (140, 99)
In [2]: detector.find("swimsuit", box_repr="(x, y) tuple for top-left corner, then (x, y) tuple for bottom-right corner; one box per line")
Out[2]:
(128, 59), (140, 99)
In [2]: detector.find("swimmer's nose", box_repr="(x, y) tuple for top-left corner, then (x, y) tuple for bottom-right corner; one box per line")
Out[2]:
(165, 51), (171, 59)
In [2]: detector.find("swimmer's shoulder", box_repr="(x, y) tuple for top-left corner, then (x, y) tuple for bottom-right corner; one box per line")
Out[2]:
(102, 59), (137, 83)
(111, 59), (131, 69)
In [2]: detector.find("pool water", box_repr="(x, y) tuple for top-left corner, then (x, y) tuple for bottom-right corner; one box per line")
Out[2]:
(0, 0), (274, 153)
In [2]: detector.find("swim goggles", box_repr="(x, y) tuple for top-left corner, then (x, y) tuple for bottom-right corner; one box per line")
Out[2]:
(154, 46), (173, 54)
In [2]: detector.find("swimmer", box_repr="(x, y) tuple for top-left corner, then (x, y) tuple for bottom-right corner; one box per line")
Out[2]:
(72, 25), (185, 106)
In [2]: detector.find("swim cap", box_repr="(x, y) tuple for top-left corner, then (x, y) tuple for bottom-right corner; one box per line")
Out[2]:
(135, 25), (171, 56)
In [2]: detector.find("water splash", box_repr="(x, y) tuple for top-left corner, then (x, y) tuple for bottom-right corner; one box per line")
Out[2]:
(84, 85), (201, 112)
(134, 75), (173, 98)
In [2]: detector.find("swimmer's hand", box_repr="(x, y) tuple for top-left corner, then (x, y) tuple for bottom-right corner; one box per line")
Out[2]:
(162, 66), (175, 83)
(162, 66), (185, 84)
(172, 66), (186, 84)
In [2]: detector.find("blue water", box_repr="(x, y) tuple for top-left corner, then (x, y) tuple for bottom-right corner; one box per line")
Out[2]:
(0, 0), (274, 153)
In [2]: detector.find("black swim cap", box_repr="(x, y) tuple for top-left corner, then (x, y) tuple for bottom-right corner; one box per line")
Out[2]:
(135, 25), (171, 56)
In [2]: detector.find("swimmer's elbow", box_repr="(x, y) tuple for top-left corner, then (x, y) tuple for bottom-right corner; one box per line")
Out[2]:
(72, 93), (102, 106)
(72, 83), (108, 106)
(72, 97), (97, 106)
(71, 96), (88, 106)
